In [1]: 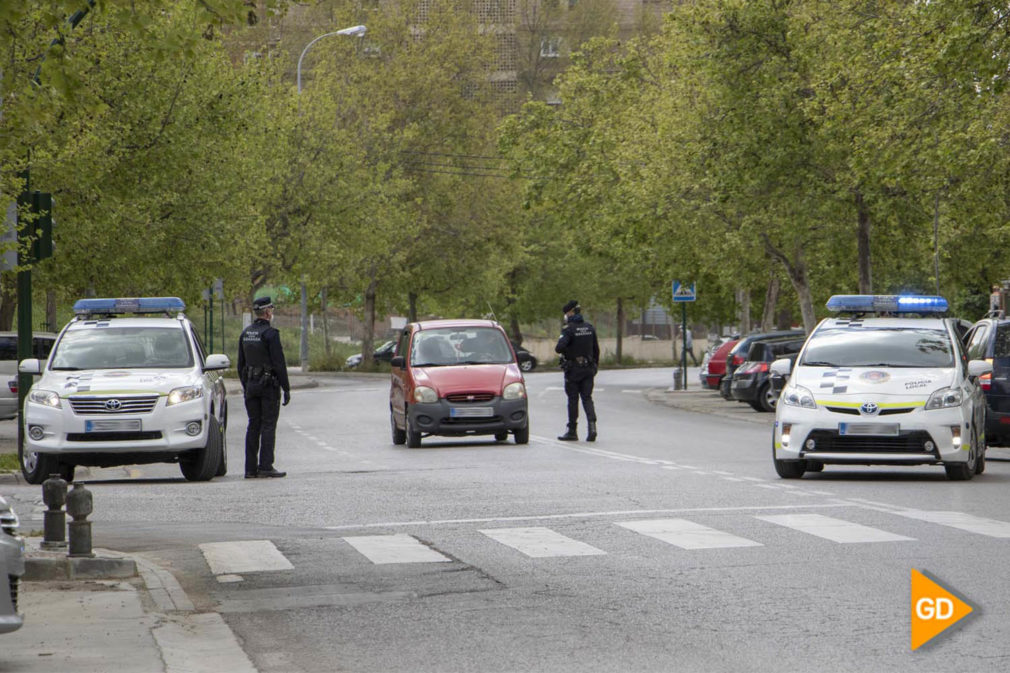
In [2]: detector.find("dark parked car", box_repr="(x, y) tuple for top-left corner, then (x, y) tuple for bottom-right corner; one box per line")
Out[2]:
(964, 316), (1010, 445)
(719, 330), (806, 399)
(511, 341), (538, 372)
(730, 337), (806, 412)
(345, 340), (396, 369)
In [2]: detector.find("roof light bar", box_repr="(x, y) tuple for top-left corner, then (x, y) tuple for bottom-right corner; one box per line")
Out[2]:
(73, 297), (186, 316)
(826, 294), (948, 314)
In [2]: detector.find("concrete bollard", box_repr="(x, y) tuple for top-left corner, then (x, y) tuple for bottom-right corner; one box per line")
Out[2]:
(41, 473), (68, 550)
(672, 367), (684, 390)
(66, 482), (95, 558)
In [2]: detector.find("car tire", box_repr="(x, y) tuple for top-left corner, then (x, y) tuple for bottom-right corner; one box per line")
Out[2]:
(719, 377), (732, 400)
(748, 400), (764, 412)
(391, 407), (407, 445)
(757, 382), (777, 413)
(513, 424), (529, 445)
(519, 359), (535, 372)
(494, 431), (509, 441)
(406, 413), (422, 448)
(214, 404), (228, 477)
(180, 416), (222, 482)
(974, 427), (986, 475)
(19, 445), (72, 485)
(774, 459), (806, 479)
(944, 444), (976, 481)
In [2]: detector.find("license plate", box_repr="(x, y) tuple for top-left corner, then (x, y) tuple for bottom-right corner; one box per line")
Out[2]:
(85, 419), (141, 433)
(450, 407), (493, 418)
(838, 422), (899, 436)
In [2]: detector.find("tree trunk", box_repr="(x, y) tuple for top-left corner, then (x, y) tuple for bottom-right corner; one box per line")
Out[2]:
(760, 275), (780, 332)
(362, 277), (377, 367)
(0, 273), (15, 331)
(737, 288), (751, 334)
(616, 297), (624, 364)
(856, 190), (872, 294)
(761, 234), (816, 333)
(45, 290), (56, 333)
(321, 287), (330, 357)
(509, 315), (522, 345)
(408, 292), (418, 323)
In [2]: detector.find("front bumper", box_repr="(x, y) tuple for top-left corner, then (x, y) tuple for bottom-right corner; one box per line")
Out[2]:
(773, 404), (971, 465)
(409, 397), (528, 436)
(731, 374), (761, 402)
(23, 397), (209, 455)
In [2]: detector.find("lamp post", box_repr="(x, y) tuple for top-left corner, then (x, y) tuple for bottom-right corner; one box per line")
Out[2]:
(295, 24), (366, 371)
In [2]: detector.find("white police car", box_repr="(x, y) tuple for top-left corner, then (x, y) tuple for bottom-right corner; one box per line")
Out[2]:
(18, 298), (231, 484)
(771, 295), (992, 481)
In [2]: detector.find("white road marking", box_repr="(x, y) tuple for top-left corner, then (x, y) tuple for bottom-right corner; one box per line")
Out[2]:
(323, 503), (851, 530)
(756, 513), (914, 543)
(621, 389), (641, 394)
(616, 518), (763, 550)
(480, 527), (606, 558)
(721, 477), (745, 482)
(199, 540), (294, 575)
(885, 510), (1010, 538)
(342, 533), (452, 564)
(216, 574), (244, 584)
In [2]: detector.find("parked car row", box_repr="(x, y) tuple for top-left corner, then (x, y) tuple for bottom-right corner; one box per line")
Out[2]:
(699, 330), (806, 413)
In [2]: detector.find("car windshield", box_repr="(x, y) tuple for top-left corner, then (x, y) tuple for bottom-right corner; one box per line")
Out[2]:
(800, 327), (953, 368)
(411, 327), (512, 366)
(50, 327), (193, 370)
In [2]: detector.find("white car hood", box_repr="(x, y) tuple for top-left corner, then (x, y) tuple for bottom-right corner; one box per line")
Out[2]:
(42, 369), (197, 397)
(792, 365), (956, 401)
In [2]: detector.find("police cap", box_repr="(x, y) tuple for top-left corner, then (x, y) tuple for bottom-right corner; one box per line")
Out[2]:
(562, 300), (579, 313)
(253, 296), (275, 311)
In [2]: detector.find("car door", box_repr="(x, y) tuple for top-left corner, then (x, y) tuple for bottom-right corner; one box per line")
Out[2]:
(389, 328), (412, 426)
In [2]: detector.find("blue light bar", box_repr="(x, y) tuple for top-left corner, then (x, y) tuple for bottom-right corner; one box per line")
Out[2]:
(826, 294), (948, 314)
(73, 297), (186, 316)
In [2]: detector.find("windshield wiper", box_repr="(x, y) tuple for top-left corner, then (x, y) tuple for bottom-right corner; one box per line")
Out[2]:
(801, 361), (839, 367)
(50, 366), (84, 371)
(412, 362), (445, 367)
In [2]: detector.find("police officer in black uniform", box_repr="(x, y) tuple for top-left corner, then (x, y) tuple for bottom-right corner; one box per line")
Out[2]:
(555, 300), (600, 442)
(238, 297), (291, 478)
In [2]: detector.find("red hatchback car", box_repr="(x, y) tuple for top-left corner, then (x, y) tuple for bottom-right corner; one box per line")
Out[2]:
(701, 338), (739, 389)
(389, 319), (529, 447)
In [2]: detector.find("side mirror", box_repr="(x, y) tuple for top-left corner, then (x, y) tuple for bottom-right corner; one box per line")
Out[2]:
(968, 359), (993, 379)
(18, 359), (41, 375)
(390, 356), (406, 369)
(204, 354), (231, 371)
(769, 358), (793, 377)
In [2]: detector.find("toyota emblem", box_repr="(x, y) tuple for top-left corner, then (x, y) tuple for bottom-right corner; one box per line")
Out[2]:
(104, 399), (122, 411)
(860, 402), (879, 415)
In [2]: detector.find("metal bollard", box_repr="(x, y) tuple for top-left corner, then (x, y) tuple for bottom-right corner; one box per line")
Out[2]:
(66, 482), (95, 558)
(41, 473), (68, 550)
(672, 367), (684, 390)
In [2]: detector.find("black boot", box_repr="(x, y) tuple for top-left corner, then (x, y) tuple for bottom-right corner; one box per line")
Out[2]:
(557, 426), (578, 441)
(586, 422), (597, 442)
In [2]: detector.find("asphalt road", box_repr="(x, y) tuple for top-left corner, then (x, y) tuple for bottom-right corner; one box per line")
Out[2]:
(6, 368), (1010, 672)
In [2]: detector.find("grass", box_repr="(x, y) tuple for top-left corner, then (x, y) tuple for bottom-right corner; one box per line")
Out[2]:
(0, 453), (19, 473)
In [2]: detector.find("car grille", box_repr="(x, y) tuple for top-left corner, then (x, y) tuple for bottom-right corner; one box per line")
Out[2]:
(443, 416), (503, 425)
(804, 430), (935, 454)
(66, 431), (163, 442)
(69, 395), (159, 415)
(8, 575), (18, 613)
(445, 393), (495, 403)
(824, 406), (916, 416)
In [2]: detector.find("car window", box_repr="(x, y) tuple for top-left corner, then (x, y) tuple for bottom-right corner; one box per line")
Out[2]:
(412, 327), (511, 366)
(966, 324), (990, 360)
(0, 337), (16, 361)
(33, 337), (55, 359)
(50, 327), (194, 370)
(993, 324), (1010, 359)
(800, 327), (953, 368)
(188, 327), (207, 364)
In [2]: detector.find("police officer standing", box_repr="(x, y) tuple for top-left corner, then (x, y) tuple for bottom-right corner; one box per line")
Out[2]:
(555, 300), (600, 442)
(238, 297), (291, 478)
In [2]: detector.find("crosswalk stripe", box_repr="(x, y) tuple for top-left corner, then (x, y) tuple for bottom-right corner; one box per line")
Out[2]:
(616, 518), (763, 550)
(480, 527), (606, 558)
(199, 540), (294, 575)
(342, 534), (452, 564)
(886, 510), (1010, 538)
(756, 513), (914, 543)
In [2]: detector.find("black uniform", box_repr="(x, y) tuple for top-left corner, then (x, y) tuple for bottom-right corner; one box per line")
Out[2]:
(555, 312), (600, 432)
(237, 318), (290, 476)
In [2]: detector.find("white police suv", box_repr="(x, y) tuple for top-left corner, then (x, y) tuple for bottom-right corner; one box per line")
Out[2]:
(18, 298), (230, 484)
(771, 295), (992, 481)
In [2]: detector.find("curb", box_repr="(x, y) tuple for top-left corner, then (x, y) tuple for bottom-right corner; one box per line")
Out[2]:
(23, 540), (137, 581)
(644, 387), (773, 425)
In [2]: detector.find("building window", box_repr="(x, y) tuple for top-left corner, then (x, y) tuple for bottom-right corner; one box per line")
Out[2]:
(540, 37), (561, 58)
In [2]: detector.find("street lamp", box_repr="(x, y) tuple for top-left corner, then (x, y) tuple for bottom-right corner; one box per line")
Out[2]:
(295, 24), (366, 371)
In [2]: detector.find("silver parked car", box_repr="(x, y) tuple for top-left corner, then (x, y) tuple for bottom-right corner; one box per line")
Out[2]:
(1, 495), (24, 634)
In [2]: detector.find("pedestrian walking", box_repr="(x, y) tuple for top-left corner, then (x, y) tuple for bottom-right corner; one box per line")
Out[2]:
(991, 284), (1002, 315)
(555, 300), (600, 442)
(237, 296), (291, 478)
(684, 328), (699, 366)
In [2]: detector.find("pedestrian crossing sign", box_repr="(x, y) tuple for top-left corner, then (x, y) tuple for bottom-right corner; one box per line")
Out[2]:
(672, 281), (696, 302)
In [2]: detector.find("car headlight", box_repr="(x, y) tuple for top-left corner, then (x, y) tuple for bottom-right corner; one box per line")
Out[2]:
(167, 386), (203, 406)
(503, 382), (526, 400)
(781, 384), (816, 409)
(925, 387), (962, 410)
(28, 389), (61, 408)
(414, 386), (438, 404)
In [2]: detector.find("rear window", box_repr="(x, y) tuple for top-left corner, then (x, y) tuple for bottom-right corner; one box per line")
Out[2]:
(51, 327), (193, 370)
(994, 324), (1010, 358)
(801, 327), (953, 368)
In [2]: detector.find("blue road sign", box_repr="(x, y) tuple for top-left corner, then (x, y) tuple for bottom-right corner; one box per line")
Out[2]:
(672, 281), (696, 302)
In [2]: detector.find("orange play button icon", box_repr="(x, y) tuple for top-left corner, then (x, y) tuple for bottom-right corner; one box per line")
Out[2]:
(911, 569), (974, 650)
